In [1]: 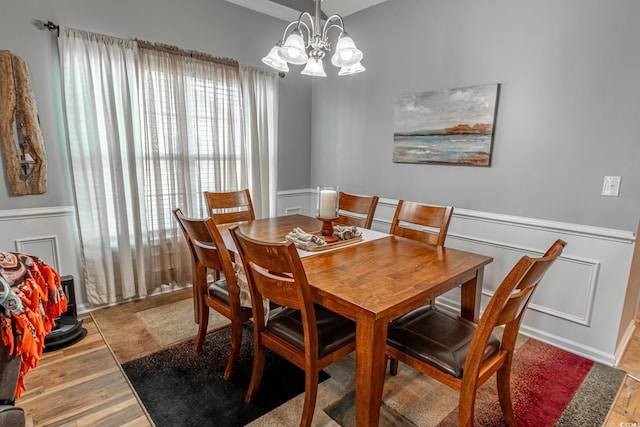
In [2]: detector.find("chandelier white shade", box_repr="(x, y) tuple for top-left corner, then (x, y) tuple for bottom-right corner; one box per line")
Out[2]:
(262, 46), (289, 72)
(278, 29), (308, 64)
(338, 61), (366, 76)
(262, 0), (364, 77)
(331, 33), (363, 67)
(301, 58), (326, 77)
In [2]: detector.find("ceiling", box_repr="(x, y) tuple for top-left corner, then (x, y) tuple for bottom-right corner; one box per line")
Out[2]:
(225, 0), (387, 21)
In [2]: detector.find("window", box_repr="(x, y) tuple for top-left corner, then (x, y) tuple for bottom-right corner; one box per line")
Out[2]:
(138, 62), (245, 238)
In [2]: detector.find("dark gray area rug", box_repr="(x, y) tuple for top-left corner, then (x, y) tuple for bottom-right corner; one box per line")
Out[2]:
(555, 362), (626, 426)
(122, 323), (329, 427)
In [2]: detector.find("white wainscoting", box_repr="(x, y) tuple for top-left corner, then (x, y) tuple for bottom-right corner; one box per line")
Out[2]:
(277, 189), (637, 366)
(0, 206), (85, 311)
(15, 235), (62, 273)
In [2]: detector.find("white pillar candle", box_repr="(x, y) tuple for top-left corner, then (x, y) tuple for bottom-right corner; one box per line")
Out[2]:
(319, 189), (337, 218)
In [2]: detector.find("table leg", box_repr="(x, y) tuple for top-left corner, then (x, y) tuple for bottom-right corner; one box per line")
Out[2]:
(460, 267), (484, 322)
(355, 313), (388, 427)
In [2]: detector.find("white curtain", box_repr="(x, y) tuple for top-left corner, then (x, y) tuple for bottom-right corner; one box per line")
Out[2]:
(136, 43), (246, 219)
(58, 30), (278, 306)
(57, 28), (176, 305)
(135, 44), (248, 290)
(240, 65), (279, 218)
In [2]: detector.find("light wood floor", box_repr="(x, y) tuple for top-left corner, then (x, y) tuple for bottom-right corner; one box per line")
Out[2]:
(15, 292), (640, 426)
(18, 314), (152, 427)
(608, 326), (640, 425)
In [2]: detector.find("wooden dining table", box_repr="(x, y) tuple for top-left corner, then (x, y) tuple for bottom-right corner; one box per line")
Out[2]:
(218, 214), (493, 427)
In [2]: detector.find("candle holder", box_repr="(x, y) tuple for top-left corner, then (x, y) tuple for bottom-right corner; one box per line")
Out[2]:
(317, 185), (340, 243)
(318, 217), (339, 243)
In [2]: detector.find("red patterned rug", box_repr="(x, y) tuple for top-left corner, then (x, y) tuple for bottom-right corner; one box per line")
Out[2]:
(327, 338), (625, 426)
(437, 339), (600, 426)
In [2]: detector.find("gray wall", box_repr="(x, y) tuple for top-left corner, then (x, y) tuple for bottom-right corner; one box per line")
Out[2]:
(0, 0), (310, 211)
(310, 0), (640, 231)
(2, 0), (638, 232)
(277, 74), (312, 190)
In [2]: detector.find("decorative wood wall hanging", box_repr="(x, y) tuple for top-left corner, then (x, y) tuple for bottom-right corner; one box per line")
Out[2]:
(0, 50), (47, 195)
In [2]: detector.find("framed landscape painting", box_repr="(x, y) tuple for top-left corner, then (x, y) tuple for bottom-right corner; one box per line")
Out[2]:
(393, 83), (500, 166)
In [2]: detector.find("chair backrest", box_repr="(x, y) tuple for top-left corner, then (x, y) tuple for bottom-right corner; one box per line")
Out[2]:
(229, 225), (317, 336)
(204, 189), (256, 224)
(389, 200), (454, 246)
(173, 208), (237, 293)
(173, 208), (212, 268)
(336, 192), (379, 229)
(467, 239), (567, 372)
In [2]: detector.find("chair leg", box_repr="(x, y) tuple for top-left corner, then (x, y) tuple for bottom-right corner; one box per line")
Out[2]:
(223, 319), (243, 380)
(458, 387), (477, 427)
(193, 306), (209, 353)
(245, 339), (266, 403)
(497, 365), (516, 426)
(389, 357), (399, 376)
(192, 285), (200, 324)
(300, 369), (319, 427)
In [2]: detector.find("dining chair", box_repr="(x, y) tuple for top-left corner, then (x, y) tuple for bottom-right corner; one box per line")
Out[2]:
(389, 200), (454, 246)
(229, 225), (357, 427)
(173, 208), (208, 324)
(336, 191), (379, 229)
(204, 189), (255, 224)
(173, 208), (252, 380)
(386, 239), (567, 427)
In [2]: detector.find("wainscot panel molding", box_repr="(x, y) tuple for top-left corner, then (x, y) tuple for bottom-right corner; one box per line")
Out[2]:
(0, 206), (75, 220)
(277, 189), (637, 366)
(276, 188), (317, 217)
(0, 206), (85, 312)
(452, 208), (635, 244)
(15, 235), (62, 273)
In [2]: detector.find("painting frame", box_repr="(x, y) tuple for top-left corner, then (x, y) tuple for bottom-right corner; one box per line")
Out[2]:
(393, 83), (500, 166)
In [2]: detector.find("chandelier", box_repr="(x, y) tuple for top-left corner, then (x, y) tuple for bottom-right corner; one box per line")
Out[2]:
(262, 0), (365, 77)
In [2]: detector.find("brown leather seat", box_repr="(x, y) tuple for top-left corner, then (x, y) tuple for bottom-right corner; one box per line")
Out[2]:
(204, 189), (255, 224)
(336, 191), (379, 229)
(230, 225), (356, 427)
(206, 278), (242, 306)
(267, 304), (356, 358)
(387, 305), (501, 378)
(173, 208), (252, 380)
(386, 239), (567, 426)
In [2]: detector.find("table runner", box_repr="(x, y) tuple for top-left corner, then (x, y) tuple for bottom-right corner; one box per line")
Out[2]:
(296, 228), (390, 258)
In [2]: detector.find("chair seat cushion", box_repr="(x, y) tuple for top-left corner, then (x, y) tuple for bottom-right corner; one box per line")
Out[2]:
(387, 305), (501, 378)
(267, 305), (356, 358)
(207, 278), (228, 300)
(206, 278), (251, 311)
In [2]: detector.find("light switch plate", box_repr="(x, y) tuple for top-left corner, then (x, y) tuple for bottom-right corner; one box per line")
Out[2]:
(602, 176), (621, 196)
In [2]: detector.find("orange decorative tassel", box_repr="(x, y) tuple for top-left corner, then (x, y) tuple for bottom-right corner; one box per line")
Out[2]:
(0, 251), (67, 398)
